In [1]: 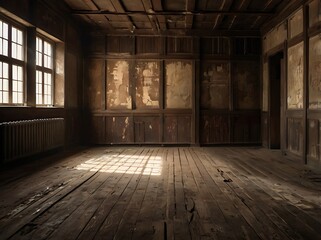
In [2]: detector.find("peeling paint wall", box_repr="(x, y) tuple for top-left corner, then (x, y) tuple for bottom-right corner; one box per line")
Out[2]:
(106, 60), (132, 109)
(135, 61), (160, 109)
(309, 35), (321, 109)
(165, 61), (192, 109)
(287, 42), (304, 109)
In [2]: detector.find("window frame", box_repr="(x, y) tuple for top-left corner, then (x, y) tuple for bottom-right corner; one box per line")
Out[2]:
(35, 34), (55, 107)
(0, 15), (26, 106)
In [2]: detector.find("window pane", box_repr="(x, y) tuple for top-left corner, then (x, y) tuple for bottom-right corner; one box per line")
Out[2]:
(17, 45), (23, 60)
(2, 40), (8, 56)
(12, 65), (17, 79)
(17, 65), (22, 80)
(11, 27), (23, 60)
(12, 65), (23, 104)
(3, 79), (8, 91)
(44, 41), (51, 55)
(3, 62), (8, 78)
(18, 81), (23, 92)
(3, 22), (8, 39)
(0, 21), (9, 39)
(44, 55), (47, 68)
(18, 93), (23, 103)
(0, 61), (9, 103)
(17, 30), (23, 44)
(37, 37), (42, 52)
(12, 27), (17, 42)
(12, 43), (17, 59)
(37, 52), (42, 66)
(12, 92), (17, 103)
(0, 38), (8, 56)
(13, 80), (17, 91)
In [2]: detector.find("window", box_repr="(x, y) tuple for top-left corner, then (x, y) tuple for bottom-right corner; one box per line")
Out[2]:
(36, 36), (53, 105)
(0, 18), (25, 104)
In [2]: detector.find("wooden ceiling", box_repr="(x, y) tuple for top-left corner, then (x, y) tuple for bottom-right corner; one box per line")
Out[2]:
(63, 0), (289, 35)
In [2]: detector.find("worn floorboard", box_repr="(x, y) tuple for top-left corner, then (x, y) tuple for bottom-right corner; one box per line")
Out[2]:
(1, 147), (321, 240)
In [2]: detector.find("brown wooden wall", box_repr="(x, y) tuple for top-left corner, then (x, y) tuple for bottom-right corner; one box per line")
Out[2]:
(262, 0), (321, 168)
(85, 35), (261, 145)
(0, 0), (85, 147)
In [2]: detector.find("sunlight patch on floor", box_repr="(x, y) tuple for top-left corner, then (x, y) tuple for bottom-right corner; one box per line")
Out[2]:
(75, 154), (162, 176)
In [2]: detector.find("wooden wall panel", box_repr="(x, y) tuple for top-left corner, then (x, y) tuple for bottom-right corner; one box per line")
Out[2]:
(200, 114), (229, 143)
(309, 35), (321, 109)
(308, 119), (319, 160)
(165, 61), (192, 109)
(233, 114), (261, 143)
(287, 118), (303, 154)
(289, 9), (303, 39)
(164, 116), (191, 143)
(309, 0), (321, 28)
(263, 22), (287, 53)
(134, 116), (160, 143)
(85, 35), (261, 145)
(134, 61), (160, 109)
(287, 42), (304, 109)
(106, 60), (132, 109)
(200, 37), (230, 55)
(106, 36), (133, 54)
(262, 62), (269, 112)
(167, 37), (194, 54)
(106, 116), (134, 143)
(34, 1), (65, 40)
(90, 116), (105, 144)
(233, 38), (261, 55)
(86, 59), (104, 110)
(233, 62), (260, 110)
(136, 37), (162, 54)
(262, 113), (269, 147)
(88, 35), (105, 55)
(200, 62), (229, 109)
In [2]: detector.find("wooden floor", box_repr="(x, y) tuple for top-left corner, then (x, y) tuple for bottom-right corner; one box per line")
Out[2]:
(1, 147), (321, 240)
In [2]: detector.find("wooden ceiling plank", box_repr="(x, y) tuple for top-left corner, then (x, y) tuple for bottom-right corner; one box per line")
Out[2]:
(82, 0), (99, 10)
(151, 0), (167, 30)
(213, 0), (233, 29)
(80, 1), (115, 30)
(228, 0), (252, 30)
(263, 0), (274, 10)
(141, 0), (158, 31)
(110, 0), (136, 31)
(92, 0), (115, 11)
(238, 0), (252, 11)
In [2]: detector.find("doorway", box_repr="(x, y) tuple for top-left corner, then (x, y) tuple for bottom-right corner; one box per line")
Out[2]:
(269, 52), (284, 149)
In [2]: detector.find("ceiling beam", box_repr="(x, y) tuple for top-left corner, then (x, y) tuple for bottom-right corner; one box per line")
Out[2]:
(89, 28), (261, 37)
(71, 10), (275, 17)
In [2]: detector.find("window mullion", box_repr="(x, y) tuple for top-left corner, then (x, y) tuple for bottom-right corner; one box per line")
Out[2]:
(42, 41), (45, 105)
(8, 23), (12, 104)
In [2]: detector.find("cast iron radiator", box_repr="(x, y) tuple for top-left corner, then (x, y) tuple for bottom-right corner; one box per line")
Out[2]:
(0, 118), (64, 163)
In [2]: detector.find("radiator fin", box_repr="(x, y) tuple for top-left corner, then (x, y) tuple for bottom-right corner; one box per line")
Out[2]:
(0, 118), (64, 163)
